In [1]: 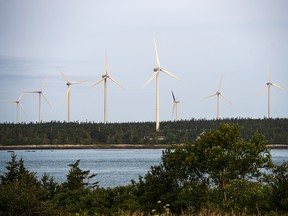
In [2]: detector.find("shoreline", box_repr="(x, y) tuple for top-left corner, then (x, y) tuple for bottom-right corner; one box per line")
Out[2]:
(0, 143), (288, 150)
(0, 144), (170, 150)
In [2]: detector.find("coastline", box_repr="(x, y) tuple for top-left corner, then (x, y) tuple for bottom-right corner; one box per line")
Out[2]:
(0, 143), (288, 150)
(0, 144), (170, 150)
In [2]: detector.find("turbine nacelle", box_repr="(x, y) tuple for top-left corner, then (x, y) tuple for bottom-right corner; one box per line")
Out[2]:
(153, 67), (159, 72)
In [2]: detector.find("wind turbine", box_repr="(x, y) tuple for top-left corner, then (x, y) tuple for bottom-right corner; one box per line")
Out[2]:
(260, 66), (285, 118)
(0, 94), (25, 123)
(26, 77), (51, 123)
(205, 77), (231, 119)
(91, 53), (124, 124)
(171, 91), (180, 121)
(144, 40), (180, 131)
(60, 70), (87, 123)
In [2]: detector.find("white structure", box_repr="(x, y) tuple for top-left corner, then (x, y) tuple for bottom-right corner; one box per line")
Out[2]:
(260, 66), (285, 118)
(171, 91), (180, 121)
(0, 94), (25, 123)
(92, 54), (124, 124)
(206, 77), (231, 119)
(26, 77), (51, 123)
(144, 40), (179, 131)
(60, 71), (87, 123)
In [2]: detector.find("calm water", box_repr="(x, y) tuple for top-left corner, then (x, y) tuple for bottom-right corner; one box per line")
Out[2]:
(0, 149), (287, 188)
(0, 149), (163, 188)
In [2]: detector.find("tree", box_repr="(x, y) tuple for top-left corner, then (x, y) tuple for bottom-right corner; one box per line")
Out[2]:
(62, 159), (98, 191)
(135, 124), (275, 214)
(269, 161), (288, 212)
(0, 153), (59, 216)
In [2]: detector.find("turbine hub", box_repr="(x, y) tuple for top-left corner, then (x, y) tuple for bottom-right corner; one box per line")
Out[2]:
(153, 67), (159, 72)
(102, 75), (108, 78)
(267, 82), (271, 86)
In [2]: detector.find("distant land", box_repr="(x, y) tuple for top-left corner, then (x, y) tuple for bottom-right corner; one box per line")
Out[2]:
(0, 118), (287, 148)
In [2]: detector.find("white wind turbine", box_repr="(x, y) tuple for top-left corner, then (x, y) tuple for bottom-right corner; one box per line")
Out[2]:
(91, 54), (124, 124)
(171, 91), (180, 121)
(144, 40), (180, 131)
(60, 71), (87, 123)
(26, 77), (51, 123)
(260, 66), (286, 118)
(0, 94), (25, 123)
(205, 77), (231, 119)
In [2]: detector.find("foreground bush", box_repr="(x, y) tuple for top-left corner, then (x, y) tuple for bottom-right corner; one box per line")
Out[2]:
(1, 124), (288, 215)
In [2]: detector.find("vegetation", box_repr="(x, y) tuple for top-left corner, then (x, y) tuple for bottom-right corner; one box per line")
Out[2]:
(0, 118), (288, 146)
(1, 124), (288, 215)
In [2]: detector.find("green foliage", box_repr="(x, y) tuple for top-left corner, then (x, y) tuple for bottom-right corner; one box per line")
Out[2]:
(135, 124), (276, 214)
(1, 124), (288, 215)
(0, 118), (288, 146)
(269, 161), (288, 212)
(0, 153), (60, 216)
(62, 159), (98, 191)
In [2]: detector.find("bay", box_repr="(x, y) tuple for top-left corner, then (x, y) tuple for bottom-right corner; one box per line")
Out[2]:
(0, 148), (287, 188)
(0, 149), (163, 188)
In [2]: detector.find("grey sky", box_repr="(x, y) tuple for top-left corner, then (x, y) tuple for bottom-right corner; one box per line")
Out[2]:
(0, 0), (287, 123)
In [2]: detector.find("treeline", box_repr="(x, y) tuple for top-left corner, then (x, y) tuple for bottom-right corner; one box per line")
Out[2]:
(1, 124), (288, 215)
(0, 118), (288, 145)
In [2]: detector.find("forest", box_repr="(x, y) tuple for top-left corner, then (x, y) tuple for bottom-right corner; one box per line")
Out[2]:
(1, 124), (288, 215)
(0, 118), (288, 146)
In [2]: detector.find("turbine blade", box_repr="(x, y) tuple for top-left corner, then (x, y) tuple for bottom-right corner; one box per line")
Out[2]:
(41, 93), (52, 108)
(40, 76), (49, 90)
(259, 85), (269, 95)
(105, 53), (109, 75)
(205, 93), (217, 99)
(154, 39), (161, 67)
(60, 70), (70, 83)
(18, 93), (24, 101)
(161, 69), (180, 79)
(25, 91), (39, 94)
(143, 72), (158, 87)
(91, 77), (105, 88)
(268, 65), (271, 83)
(0, 99), (17, 103)
(172, 103), (176, 116)
(108, 76), (125, 90)
(218, 76), (222, 92)
(70, 80), (87, 85)
(220, 93), (232, 105)
(171, 91), (176, 102)
(271, 83), (285, 91)
(19, 102), (27, 115)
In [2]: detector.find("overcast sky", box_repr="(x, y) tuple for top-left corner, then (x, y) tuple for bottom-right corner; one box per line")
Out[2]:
(0, 0), (287, 124)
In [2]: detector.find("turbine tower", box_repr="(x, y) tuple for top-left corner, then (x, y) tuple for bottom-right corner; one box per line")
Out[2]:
(171, 91), (180, 121)
(60, 71), (87, 123)
(0, 94), (25, 123)
(26, 77), (51, 123)
(144, 40), (179, 131)
(206, 77), (231, 119)
(260, 66), (285, 118)
(91, 53), (124, 124)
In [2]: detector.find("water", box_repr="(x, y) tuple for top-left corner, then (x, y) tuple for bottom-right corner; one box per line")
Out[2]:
(0, 149), (163, 188)
(0, 149), (287, 188)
